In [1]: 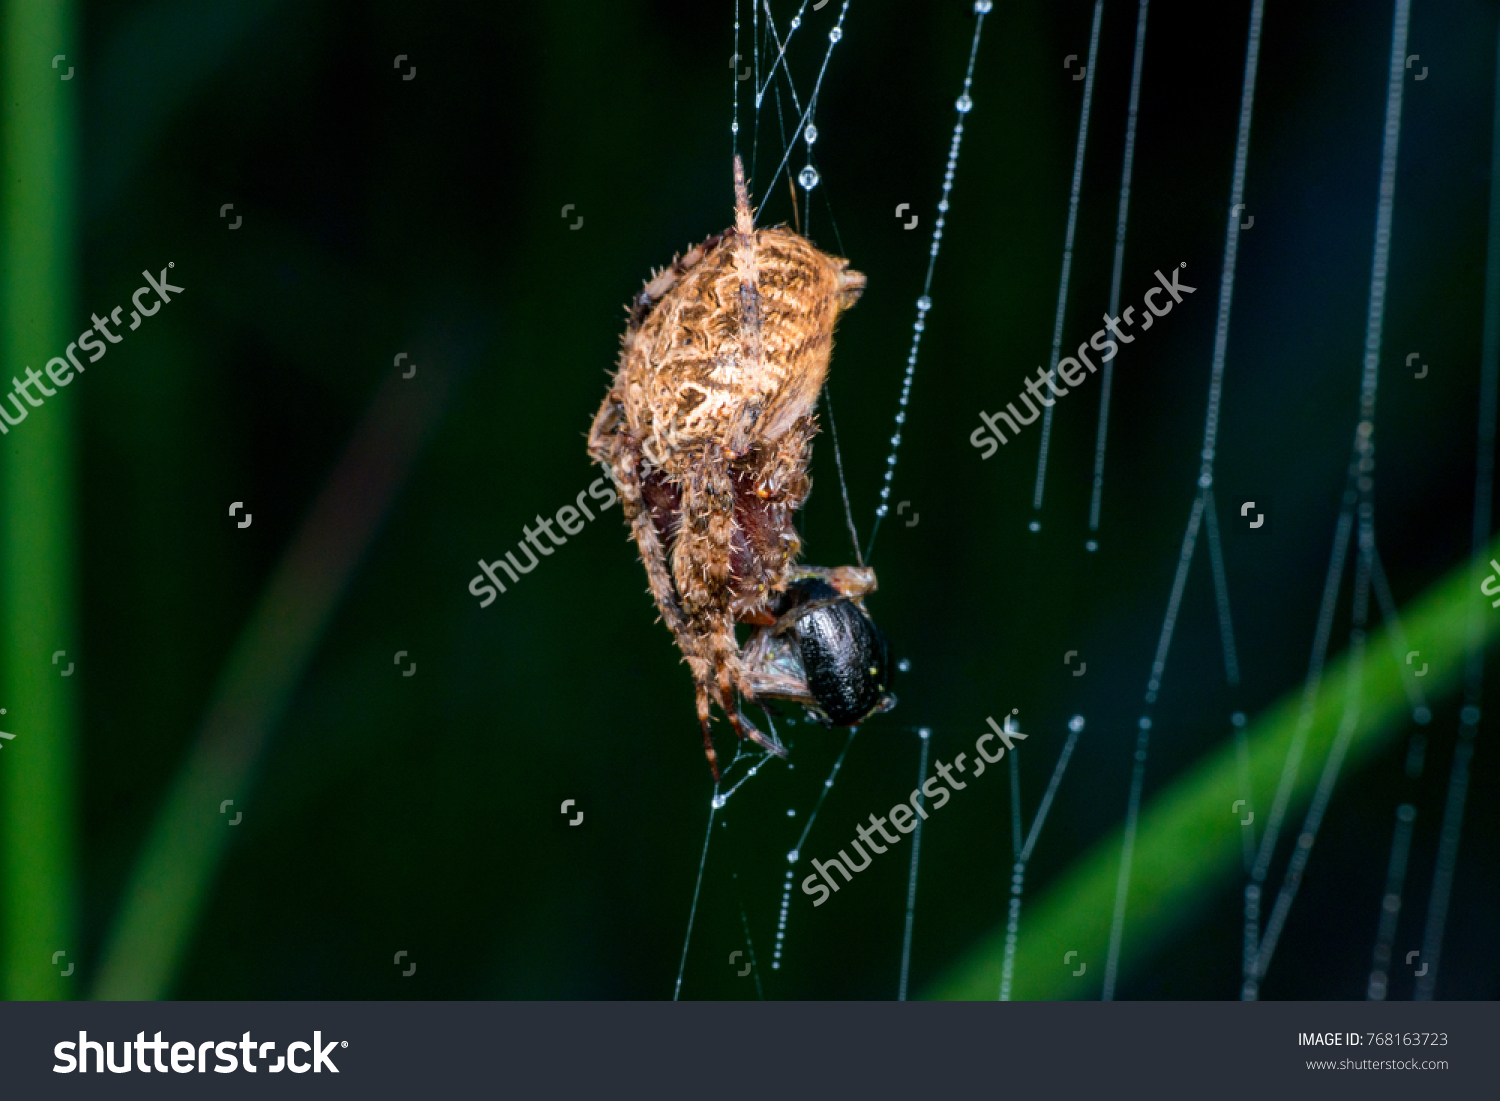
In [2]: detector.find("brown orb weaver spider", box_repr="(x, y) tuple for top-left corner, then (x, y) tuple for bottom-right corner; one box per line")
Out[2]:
(588, 157), (894, 779)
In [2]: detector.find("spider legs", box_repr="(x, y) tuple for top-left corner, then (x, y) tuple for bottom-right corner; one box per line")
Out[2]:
(694, 678), (722, 783)
(707, 626), (786, 759)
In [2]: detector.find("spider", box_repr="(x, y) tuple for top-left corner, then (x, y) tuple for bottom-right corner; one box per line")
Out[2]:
(588, 157), (890, 779)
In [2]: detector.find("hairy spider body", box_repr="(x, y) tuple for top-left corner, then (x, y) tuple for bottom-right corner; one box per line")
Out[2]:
(588, 157), (866, 778)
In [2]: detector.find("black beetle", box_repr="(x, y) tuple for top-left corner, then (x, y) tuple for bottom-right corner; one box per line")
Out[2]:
(776, 577), (896, 725)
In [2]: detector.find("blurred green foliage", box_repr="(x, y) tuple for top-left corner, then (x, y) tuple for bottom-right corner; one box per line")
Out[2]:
(0, 0), (1495, 1001)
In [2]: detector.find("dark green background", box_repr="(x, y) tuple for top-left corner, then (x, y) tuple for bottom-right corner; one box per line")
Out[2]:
(1, 0), (1497, 999)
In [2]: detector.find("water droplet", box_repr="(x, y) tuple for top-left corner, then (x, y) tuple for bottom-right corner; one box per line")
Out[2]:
(798, 165), (820, 190)
(786, 808), (796, 817)
(791, 16), (801, 30)
(1138, 716), (1152, 731)
(829, 26), (843, 43)
(712, 794), (726, 809)
(787, 849), (799, 862)
(1085, 540), (1099, 552)
(898, 659), (911, 673)
(974, 0), (993, 12)
(917, 295), (932, 311)
(918, 727), (931, 740)
(1028, 520), (1041, 532)
(956, 94), (973, 113)
(1231, 711), (1247, 727)
(731, 122), (739, 134)
(1069, 715), (1085, 733)
(938, 200), (950, 212)
(1414, 706), (1432, 725)
(804, 123), (818, 145)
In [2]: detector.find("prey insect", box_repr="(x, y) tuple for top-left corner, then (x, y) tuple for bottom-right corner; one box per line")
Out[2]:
(588, 157), (895, 778)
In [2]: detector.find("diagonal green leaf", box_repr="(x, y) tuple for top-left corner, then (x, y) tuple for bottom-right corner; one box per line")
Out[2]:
(926, 534), (1500, 1000)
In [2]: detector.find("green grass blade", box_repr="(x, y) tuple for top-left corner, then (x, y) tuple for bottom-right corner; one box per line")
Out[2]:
(90, 369), (453, 1000)
(0, 0), (79, 1002)
(926, 534), (1500, 1000)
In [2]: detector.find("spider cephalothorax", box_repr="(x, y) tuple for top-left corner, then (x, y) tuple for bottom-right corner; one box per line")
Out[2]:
(588, 157), (872, 778)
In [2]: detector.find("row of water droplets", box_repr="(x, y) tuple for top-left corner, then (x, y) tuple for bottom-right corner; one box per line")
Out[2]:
(756, 1), (854, 218)
(794, 5), (846, 193)
(865, 0), (991, 561)
(998, 714), (1084, 1000)
(770, 727), (860, 970)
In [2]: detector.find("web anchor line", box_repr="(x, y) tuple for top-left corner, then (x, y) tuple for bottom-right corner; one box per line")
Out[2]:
(1365, 803), (1417, 1000)
(897, 728), (932, 1001)
(1031, 0), (1105, 519)
(753, 0), (815, 232)
(1242, 0), (1411, 1000)
(1088, 0), (1153, 543)
(1202, 490), (1256, 870)
(999, 716), (1084, 1001)
(756, 0), (854, 229)
(865, 0), (993, 562)
(1252, 546), (1373, 988)
(1412, 1), (1500, 1003)
(1101, 0), (1266, 1001)
(673, 785), (721, 1000)
(770, 727), (859, 973)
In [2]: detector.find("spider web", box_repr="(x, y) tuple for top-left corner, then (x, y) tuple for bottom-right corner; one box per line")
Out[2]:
(671, 0), (996, 1001)
(676, 0), (1493, 1007)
